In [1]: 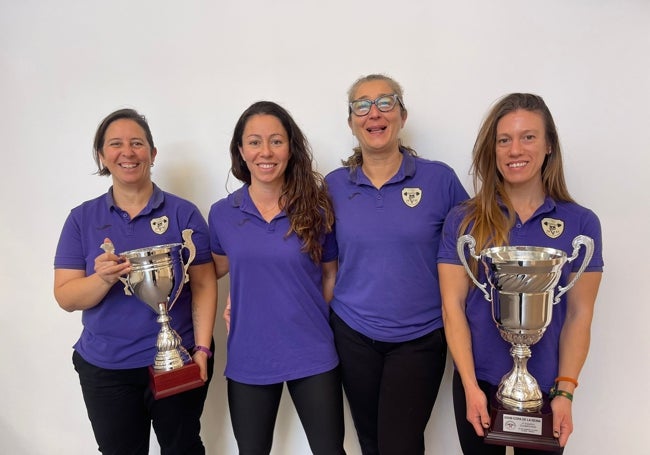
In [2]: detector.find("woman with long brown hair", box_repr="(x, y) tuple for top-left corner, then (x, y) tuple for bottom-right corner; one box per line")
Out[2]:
(438, 93), (604, 454)
(208, 101), (345, 455)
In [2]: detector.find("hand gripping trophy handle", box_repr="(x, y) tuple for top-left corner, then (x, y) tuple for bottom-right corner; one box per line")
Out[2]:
(553, 234), (594, 304)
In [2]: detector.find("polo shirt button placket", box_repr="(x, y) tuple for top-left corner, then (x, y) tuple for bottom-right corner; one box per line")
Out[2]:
(375, 192), (384, 209)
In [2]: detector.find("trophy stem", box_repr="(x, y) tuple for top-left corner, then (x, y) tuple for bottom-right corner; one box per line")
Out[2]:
(497, 343), (543, 412)
(154, 302), (191, 371)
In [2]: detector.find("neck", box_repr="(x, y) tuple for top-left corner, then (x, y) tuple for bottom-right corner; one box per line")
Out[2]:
(505, 183), (546, 223)
(249, 181), (283, 203)
(248, 182), (283, 222)
(112, 181), (154, 217)
(361, 147), (403, 188)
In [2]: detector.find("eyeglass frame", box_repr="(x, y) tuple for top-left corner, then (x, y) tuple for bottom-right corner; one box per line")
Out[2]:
(348, 94), (405, 117)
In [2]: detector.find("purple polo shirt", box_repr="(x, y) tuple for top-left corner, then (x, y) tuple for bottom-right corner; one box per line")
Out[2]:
(209, 186), (339, 385)
(437, 197), (604, 391)
(325, 150), (469, 342)
(54, 183), (212, 369)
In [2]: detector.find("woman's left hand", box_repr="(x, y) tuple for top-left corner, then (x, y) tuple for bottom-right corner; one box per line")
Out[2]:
(550, 394), (574, 447)
(192, 351), (209, 382)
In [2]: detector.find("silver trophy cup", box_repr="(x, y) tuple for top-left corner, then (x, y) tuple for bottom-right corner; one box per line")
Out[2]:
(457, 234), (593, 411)
(117, 229), (196, 372)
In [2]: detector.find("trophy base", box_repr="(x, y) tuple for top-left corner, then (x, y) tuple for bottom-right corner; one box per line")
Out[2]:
(485, 390), (560, 451)
(148, 362), (204, 400)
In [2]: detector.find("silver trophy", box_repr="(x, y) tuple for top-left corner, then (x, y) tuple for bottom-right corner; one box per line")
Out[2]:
(117, 229), (196, 373)
(457, 234), (593, 411)
(456, 234), (593, 449)
(102, 229), (202, 398)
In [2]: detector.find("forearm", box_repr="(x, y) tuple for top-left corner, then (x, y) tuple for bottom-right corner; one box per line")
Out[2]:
(444, 307), (480, 389)
(556, 272), (601, 393)
(439, 263), (479, 390)
(321, 260), (337, 304)
(54, 271), (114, 312)
(189, 263), (218, 348)
(440, 262), (493, 435)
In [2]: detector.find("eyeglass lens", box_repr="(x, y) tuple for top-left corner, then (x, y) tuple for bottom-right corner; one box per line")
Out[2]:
(350, 95), (398, 116)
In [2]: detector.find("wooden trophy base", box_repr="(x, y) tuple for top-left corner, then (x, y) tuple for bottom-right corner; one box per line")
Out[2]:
(485, 390), (560, 451)
(148, 362), (204, 400)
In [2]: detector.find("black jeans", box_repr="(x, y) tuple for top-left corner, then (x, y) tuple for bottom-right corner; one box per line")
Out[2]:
(227, 368), (346, 455)
(452, 370), (564, 455)
(331, 311), (447, 455)
(73, 347), (213, 455)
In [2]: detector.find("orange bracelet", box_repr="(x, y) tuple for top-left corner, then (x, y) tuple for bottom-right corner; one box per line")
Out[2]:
(554, 376), (578, 387)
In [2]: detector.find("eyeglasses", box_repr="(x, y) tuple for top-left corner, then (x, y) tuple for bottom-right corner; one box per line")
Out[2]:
(348, 94), (403, 117)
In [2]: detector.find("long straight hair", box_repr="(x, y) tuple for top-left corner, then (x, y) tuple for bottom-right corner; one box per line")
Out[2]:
(460, 93), (574, 269)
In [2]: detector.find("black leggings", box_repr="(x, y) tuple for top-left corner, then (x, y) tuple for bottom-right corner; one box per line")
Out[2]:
(452, 371), (564, 455)
(227, 368), (346, 455)
(331, 311), (447, 455)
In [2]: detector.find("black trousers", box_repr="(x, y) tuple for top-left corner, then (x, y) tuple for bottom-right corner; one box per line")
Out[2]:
(452, 370), (564, 455)
(331, 311), (447, 455)
(73, 347), (213, 455)
(227, 368), (346, 455)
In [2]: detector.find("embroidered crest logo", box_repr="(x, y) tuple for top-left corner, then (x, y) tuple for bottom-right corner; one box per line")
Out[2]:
(150, 216), (169, 235)
(402, 187), (422, 208)
(542, 217), (564, 239)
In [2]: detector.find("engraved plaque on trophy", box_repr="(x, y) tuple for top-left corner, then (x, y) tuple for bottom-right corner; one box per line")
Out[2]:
(457, 234), (593, 450)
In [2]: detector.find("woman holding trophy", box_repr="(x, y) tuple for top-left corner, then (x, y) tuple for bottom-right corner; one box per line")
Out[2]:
(54, 108), (217, 454)
(438, 93), (603, 454)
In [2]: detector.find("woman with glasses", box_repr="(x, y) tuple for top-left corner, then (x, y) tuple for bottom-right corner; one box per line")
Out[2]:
(209, 101), (345, 455)
(325, 74), (468, 454)
(437, 93), (603, 454)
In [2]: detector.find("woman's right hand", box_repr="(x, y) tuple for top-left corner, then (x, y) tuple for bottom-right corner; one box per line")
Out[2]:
(465, 384), (491, 436)
(95, 237), (131, 285)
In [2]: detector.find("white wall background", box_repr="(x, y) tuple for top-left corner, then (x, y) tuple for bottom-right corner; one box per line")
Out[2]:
(1, 0), (648, 453)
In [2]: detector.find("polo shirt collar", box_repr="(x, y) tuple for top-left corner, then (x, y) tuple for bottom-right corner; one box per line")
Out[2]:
(106, 183), (164, 216)
(347, 148), (416, 186)
(497, 194), (557, 218)
(230, 185), (286, 220)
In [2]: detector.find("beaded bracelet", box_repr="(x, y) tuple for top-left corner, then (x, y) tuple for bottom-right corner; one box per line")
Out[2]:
(193, 345), (213, 358)
(554, 376), (579, 388)
(549, 386), (574, 401)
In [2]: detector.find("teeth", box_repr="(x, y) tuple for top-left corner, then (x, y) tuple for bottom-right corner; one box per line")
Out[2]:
(120, 164), (137, 169)
(508, 162), (527, 168)
(258, 163), (275, 169)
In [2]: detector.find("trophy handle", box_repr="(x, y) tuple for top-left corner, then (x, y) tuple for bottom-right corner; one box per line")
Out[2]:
(457, 234), (492, 302)
(181, 229), (196, 284)
(119, 276), (133, 296)
(554, 235), (594, 304)
(101, 240), (133, 295)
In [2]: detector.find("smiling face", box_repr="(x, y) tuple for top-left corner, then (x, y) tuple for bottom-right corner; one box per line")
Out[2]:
(238, 114), (290, 189)
(348, 79), (407, 155)
(99, 118), (156, 187)
(495, 109), (550, 192)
